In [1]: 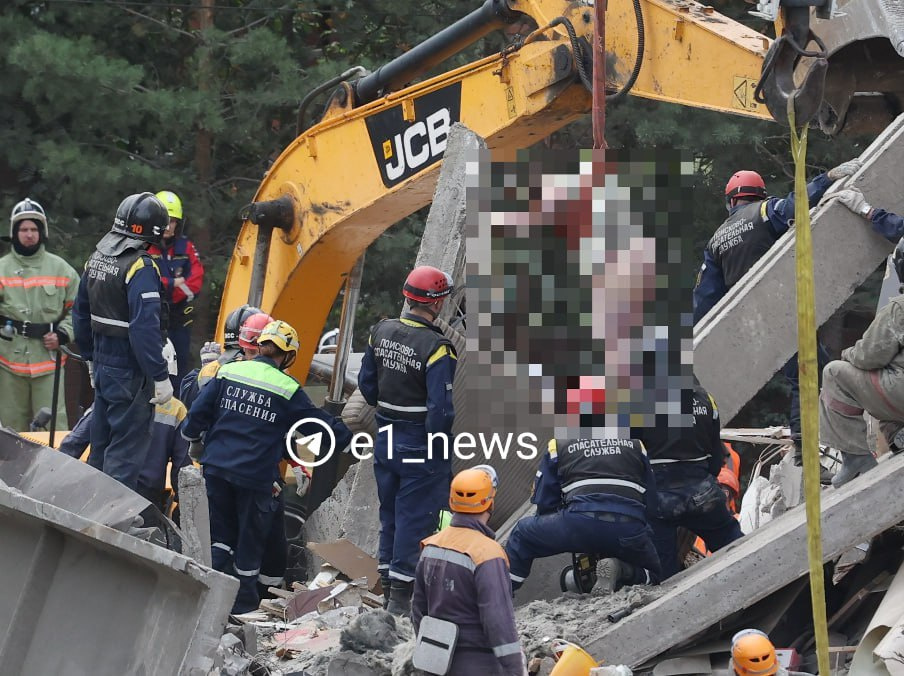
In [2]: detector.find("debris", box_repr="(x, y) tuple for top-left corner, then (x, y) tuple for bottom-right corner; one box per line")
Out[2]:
(586, 453), (904, 668)
(178, 464), (212, 566)
(308, 539), (381, 592)
(287, 584), (341, 621)
(340, 611), (403, 653)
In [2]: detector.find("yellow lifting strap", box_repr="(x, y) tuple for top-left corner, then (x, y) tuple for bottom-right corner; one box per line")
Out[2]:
(788, 98), (830, 676)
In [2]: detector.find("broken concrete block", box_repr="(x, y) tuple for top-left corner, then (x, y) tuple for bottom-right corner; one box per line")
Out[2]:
(0, 483), (237, 675)
(586, 453), (904, 668)
(178, 464), (211, 566)
(304, 458), (380, 574)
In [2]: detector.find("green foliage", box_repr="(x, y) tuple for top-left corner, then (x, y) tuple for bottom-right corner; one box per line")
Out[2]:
(0, 0), (880, 432)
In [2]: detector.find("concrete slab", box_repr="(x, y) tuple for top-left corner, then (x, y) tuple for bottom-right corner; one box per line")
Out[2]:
(178, 464), (212, 566)
(586, 452), (904, 667)
(0, 483), (238, 675)
(695, 114), (904, 423)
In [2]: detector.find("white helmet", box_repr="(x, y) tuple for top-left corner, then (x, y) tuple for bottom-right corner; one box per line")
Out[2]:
(10, 198), (47, 239)
(162, 339), (178, 376)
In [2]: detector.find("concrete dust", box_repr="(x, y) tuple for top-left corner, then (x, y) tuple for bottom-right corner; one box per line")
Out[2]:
(257, 609), (416, 675)
(249, 583), (663, 673)
(515, 585), (664, 659)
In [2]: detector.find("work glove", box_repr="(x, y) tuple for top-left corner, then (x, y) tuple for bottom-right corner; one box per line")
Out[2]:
(150, 378), (174, 405)
(199, 341), (221, 366)
(188, 440), (204, 463)
(826, 159), (861, 181)
(86, 361), (95, 389)
(291, 465), (312, 498)
(833, 188), (872, 217)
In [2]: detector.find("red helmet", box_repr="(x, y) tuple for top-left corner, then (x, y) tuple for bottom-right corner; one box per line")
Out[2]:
(725, 171), (767, 207)
(239, 312), (275, 350)
(403, 266), (453, 303)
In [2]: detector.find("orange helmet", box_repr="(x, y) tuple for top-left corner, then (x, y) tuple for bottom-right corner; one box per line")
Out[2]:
(731, 630), (778, 676)
(725, 170), (767, 210)
(238, 312), (275, 350)
(718, 466), (740, 497)
(449, 467), (497, 514)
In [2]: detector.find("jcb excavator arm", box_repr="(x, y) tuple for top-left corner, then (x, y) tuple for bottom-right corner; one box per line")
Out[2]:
(220, 0), (776, 381)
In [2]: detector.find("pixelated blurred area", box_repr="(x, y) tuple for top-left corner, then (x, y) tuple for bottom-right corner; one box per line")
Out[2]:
(463, 148), (697, 441)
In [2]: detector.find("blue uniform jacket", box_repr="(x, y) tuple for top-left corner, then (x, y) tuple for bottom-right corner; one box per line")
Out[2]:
(868, 208), (904, 243)
(182, 355), (352, 492)
(357, 314), (456, 436)
(72, 252), (168, 382)
(531, 444), (658, 522)
(693, 174), (832, 324)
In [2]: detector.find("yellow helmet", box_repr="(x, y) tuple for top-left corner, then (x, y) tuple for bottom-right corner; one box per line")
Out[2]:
(257, 320), (299, 354)
(155, 190), (183, 221)
(449, 466), (497, 514)
(731, 630), (778, 676)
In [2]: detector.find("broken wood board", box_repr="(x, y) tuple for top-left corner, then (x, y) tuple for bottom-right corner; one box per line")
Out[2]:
(587, 453), (904, 667)
(307, 539), (380, 591)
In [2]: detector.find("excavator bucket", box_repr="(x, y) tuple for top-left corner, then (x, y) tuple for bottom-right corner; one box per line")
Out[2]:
(756, 32), (828, 126)
(810, 0), (904, 135)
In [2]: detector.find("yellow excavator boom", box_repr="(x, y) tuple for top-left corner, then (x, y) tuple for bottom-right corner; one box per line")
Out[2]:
(219, 0), (776, 380)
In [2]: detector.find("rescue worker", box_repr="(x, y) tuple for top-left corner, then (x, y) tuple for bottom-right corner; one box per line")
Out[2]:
(819, 237), (904, 486)
(504, 437), (661, 594)
(60, 340), (190, 522)
(72, 192), (172, 491)
(723, 629), (814, 676)
(179, 304), (265, 407)
(0, 198), (79, 431)
(180, 307), (305, 594)
(693, 161), (861, 462)
(412, 466), (526, 676)
(830, 186), (904, 242)
(148, 190), (204, 388)
(358, 265), (457, 615)
(181, 320), (351, 614)
(640, 379), (743, 579)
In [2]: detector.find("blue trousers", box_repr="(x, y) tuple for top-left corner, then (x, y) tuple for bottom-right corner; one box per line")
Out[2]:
(257, 491), (288, 594)
(505, 505), (661, 588)
(206, 473), (279, 614)
(649, 467), (743, 579)
(373, 418), (451, 582)
(88, 364), (154, 491)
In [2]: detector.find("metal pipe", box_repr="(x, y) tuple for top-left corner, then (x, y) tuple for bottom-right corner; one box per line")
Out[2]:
(328, 254), (366, 406)
(246, 195), (295, 307)
(353, 0), (520, 105)
(248, 225), (271, 308)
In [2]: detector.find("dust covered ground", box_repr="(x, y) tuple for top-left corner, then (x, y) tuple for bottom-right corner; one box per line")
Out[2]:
(248, 584), (663, 675)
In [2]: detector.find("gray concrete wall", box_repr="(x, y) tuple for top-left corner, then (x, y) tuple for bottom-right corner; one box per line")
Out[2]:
(0, 483), (238, 675)
(695, 114), (904, 423)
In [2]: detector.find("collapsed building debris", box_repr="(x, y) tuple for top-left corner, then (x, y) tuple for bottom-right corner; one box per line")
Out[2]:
(0, 479), (237, 675)
(586, 452), (904, 669)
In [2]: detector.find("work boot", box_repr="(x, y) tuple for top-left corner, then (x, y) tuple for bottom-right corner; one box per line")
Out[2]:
(380, 576), (392, 610)
(831, 452), (878, 488)
(595, 558), (634, 594)
(386, 580), (413, 616)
